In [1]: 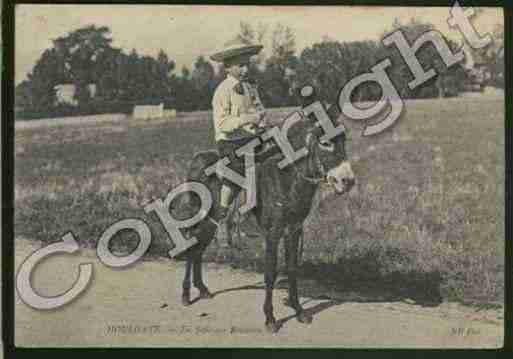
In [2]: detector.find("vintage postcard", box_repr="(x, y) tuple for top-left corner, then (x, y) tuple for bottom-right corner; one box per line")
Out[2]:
(11, 3), (504, 349)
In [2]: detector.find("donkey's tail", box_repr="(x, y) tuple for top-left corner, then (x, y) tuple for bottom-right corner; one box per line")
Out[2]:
(187, 150), (220, 182)
(298, 230), (304, 266)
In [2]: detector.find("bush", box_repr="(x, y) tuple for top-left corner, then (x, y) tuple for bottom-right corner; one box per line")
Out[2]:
(15, 98), (181, 120)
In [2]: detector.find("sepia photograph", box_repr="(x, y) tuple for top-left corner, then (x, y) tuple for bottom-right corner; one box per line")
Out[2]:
(10, 3), (505, 348)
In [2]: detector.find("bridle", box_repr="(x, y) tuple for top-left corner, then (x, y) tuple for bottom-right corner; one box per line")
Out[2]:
(298, 133), (328, 184)
(299, 156), (327, 184)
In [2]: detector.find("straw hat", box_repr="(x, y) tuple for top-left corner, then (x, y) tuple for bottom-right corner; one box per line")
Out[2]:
(210, 42), (263, 65)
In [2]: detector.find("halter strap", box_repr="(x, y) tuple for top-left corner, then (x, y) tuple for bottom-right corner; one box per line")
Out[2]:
(298, 172), (325, 184)
(298, 139), (327, 184)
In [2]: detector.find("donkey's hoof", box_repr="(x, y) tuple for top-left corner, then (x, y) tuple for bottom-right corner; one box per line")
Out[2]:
(282, 297), (297, 308)
(199, 289), (214, 299)
(265, 320), (280, 333)
(297, 311), (313, 324)
(182, 290), (192, 306)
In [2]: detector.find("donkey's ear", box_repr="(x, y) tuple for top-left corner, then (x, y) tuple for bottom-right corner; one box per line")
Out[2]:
(308, 125), (324, 138)
(305, 132), (313, 146)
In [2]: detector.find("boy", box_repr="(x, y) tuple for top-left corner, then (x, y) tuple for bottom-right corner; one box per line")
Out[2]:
(210, 43), (267, 244)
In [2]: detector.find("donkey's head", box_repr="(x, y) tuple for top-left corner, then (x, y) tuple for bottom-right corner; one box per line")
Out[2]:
(303, 118), (356, 195)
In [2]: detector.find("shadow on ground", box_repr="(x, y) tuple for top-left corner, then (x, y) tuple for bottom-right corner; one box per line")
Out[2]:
(199, 250), (444, 332)
(208, 264), (443, 306)
(210, 245), (443, 309)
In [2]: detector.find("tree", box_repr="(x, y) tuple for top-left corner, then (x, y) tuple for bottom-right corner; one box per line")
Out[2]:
(488, 24), (504, 88)
(15, 80), (33, 111)
(53, 25), (114, 106)
(191, 56), (216, 110)
(22, 48), (68, 112)
(260, 24), (299, 107)
(116, 48), (141, 103)
(295, 40), (381, 105)
(380, 18), (467, 98)
(16, 25), (180, 118)
(174, 66), (198, 112)
(152, 49), (176, 105)
(234, 21), (268, 67)
(95, 47), (123, 101)
(232, 22), (298, 107)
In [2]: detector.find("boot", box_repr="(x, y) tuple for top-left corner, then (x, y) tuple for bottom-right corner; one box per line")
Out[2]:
(216, 207), (231, 248)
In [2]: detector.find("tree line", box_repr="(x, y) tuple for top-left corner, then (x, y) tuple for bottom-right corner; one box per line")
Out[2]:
(15, 19), (503, 120)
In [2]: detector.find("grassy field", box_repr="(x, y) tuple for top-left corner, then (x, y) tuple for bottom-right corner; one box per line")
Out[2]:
(14, 97), (504, 305)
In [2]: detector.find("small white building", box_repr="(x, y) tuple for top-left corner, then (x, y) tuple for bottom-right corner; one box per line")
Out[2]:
(164, 109), (177, 118)
(54, 83), (97, 106)
(133, 103), (164, 120)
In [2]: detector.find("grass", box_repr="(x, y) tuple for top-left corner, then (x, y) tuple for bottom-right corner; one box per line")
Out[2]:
(14, 97), (504, 304)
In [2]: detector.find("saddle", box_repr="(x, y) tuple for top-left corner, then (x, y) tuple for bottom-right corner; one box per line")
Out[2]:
(187, 137), (281, 245)
(206, 129), (282, 179)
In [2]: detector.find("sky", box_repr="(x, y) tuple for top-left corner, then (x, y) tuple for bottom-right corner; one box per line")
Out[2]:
(15, 5), (503, 84)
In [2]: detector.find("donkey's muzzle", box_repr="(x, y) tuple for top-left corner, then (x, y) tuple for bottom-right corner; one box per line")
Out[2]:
(326, 161), (356, 195)
(335, 177), (355, 195)
(327, 175), (355, 195)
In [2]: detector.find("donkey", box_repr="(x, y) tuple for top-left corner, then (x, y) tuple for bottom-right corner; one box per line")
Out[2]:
(174, 105), (355, 333)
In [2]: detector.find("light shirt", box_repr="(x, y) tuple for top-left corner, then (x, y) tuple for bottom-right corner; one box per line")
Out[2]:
(212, 74), (265, 142)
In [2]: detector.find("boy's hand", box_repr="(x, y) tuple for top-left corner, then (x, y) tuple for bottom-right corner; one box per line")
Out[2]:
(252, 111), (266, 127)
(248, 112), (263, 125)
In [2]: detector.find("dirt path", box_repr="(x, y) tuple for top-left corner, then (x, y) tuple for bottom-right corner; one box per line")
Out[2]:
(15, 240), (503, 348)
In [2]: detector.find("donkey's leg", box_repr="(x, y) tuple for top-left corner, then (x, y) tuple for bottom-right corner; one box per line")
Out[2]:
(193, 249), (214, 299)
(263, 233), (281, 333)
(284, 226), (313, 324)
(182, 255), (193, 306)
(283, 227), (301, 309)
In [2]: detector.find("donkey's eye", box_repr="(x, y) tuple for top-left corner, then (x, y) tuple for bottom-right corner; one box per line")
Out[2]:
(318, 140), (335, 152)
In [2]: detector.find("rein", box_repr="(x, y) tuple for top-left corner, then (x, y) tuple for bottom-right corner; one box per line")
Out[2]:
(298, 163), (326, 183)
(298, 135), (327, 184)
